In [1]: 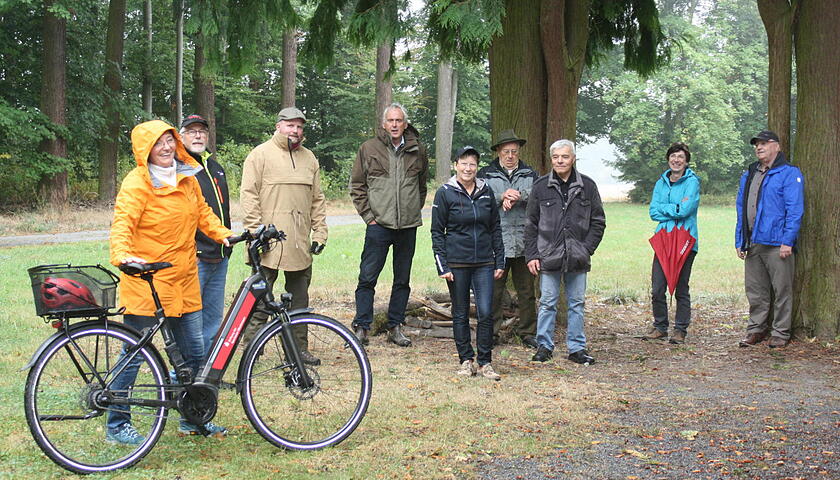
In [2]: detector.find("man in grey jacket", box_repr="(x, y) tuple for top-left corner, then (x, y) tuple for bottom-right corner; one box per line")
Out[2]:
(349, 103), (429, 347)
(525, 140), (605, 365)
(477, 129), (538, 348)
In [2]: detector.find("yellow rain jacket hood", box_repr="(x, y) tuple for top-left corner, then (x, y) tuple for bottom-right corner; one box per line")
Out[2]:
(110, 120), (233, 316)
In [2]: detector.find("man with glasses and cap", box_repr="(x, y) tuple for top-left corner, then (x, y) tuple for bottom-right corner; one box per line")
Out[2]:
(179, 114), (232, 367)
(735, 130), (804, 349)
(239, 107), (328, 364)
(477, 129), (539, 348)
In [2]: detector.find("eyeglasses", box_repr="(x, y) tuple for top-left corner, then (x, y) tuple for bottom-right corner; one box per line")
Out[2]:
(500, 149), (519, 155)
(183, 129), (209, 137)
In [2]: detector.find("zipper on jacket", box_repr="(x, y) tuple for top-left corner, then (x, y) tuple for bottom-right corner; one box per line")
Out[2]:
(201, 153), (229, 258)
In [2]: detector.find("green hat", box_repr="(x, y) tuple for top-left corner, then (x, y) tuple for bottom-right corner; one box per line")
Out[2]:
(491, 129), (526, 151)
(276, 107), (307, 123)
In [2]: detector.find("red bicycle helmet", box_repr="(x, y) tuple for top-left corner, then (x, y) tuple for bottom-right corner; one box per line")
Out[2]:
(41, 277), (98, 310)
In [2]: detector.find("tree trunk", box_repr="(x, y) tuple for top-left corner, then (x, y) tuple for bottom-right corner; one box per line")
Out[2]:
(282, 29), (297, 108)
(38, 0), (68, 207)
(757, 0), (794, 152)
(435, 59), (457, 183)
(374, 42), (393, 131)
(791, 0), (840, 339)
(193, 37), (217, 151)
(489, 0), (546, 173)
(98, 0), (127, 204)
(142, 0), (152, 114)
(174, 0), (184, 124)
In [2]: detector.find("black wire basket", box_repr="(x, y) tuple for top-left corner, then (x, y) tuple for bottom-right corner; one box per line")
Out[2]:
(28, 264), (119, 318)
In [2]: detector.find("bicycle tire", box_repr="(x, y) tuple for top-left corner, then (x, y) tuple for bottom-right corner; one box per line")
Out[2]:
(24, 321), (168, 474)
(239, 314), (372, 450)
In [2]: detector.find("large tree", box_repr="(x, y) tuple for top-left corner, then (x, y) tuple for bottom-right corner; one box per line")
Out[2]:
(791, 0), (840, 339)
(38, 0), (68, 207)
(757, 0), (794, 152)
(98, 0), (127, 203)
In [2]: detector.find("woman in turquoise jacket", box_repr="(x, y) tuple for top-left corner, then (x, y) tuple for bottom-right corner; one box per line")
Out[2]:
(645, 143), (700, 344)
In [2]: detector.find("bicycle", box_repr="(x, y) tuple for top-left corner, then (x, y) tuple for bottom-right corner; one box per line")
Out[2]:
(23, 224), (372, 474)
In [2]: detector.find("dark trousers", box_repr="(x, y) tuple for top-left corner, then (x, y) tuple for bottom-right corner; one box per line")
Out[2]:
(447, 265), (494, 366)
(491, 256), (537, 338)
(651, 250), (696, 334)
(352, 224), (417, 330)
(242, 265), (312, 347)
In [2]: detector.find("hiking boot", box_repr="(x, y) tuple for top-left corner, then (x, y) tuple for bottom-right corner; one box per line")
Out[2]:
(387, 325), (411, 347)
(456, 359), (477, 376)
(768, 336), (789, 349)
(738, 330), (768, 347)
(643, 327), (667, 341)
(478, 363), (501, 381)
(179, 420), (228, 438)
(520, 335), (539, 349)
(568, 349), (595, 365)
(354, 326), (369, 346)
(106, 423), (145, 446)
(531, 345), (553, 362)
(669, 330), (686, 344)
(299, 350), (321, 366)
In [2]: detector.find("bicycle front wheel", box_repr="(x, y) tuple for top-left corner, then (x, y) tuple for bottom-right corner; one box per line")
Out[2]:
(24, 321), (168, 474)
(240, 314), (372, 450)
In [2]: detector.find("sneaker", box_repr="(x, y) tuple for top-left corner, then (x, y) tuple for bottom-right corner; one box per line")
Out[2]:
(669, 330), (686, 344)
(354, 326), (369, 346)
(299, 350), (321, 366)
(106, 423), (145, 445)
(478, 363), (501, 381)
(568, 349), (595, 365)
(456, 359), (477, 376)
(531, 345), (553, 362)
(520, 335), (539, 349)
(643, 327), (667, 340)
(387, 325), (411, 347)
(179, 420), (228, 438)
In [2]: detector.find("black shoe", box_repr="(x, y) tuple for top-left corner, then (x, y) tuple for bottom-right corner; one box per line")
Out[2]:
(387, 325), (411, 347)
(568, 349), (595, 365)
(354, 326), (369, 346)
(299, 350), (321, 366)
(521, 335), (539, 349)
(531, 345), (553, 362)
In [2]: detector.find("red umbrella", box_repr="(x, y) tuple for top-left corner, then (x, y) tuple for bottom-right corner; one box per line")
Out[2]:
(649, 226), (696, 295)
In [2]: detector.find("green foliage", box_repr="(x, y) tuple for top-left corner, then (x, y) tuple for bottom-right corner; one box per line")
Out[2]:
(588, 0), (671, 77)
(215, 141), (249, 197)
(427, 0), (504, 62)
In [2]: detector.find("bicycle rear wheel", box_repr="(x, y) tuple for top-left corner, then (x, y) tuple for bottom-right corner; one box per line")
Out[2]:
(240, 314), (372, 450)
(24, 321), (168, 474)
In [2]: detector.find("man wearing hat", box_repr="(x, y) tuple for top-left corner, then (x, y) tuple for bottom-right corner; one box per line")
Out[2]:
(180, 114), (232, 364)
(735, 130), (804, 349)
(477, 129), (539, 348)
(239, 107), (328, 364)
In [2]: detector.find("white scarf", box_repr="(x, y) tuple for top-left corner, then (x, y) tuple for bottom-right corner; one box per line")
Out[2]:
(149, 162), (177, 187)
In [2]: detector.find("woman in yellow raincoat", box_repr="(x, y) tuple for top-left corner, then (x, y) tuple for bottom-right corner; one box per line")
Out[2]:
(106, 120), (233, 444)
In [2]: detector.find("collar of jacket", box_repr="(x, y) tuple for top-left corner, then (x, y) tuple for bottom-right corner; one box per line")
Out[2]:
(488, 158), (534, 177)
(148, 158), (203, 189)
(660, 167), (696, 184)
(271, 131), (306, 151)
(547, 168), (582, 191)
(186, 148), (213, 166)
(445, 175), (487, 196)
(748, 151), (789, 176)
(376, 124), (421, 153)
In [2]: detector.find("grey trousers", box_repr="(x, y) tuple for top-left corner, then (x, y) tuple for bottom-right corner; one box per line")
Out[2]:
(491, 256), (537, 338)
(745, 244), (795, 340)
(242, 265), (312, 348)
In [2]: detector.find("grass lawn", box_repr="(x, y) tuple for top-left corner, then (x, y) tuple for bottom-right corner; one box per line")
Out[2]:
(0, 203), (746, 479)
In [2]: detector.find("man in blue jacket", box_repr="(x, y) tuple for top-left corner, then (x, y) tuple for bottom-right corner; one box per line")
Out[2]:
(735, 130), (804, 349)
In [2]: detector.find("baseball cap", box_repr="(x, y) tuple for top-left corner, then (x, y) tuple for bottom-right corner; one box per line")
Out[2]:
(276, 107), (307, 123)
(180, 114), (208, 129)
(454, 145), (480, 161)
(750, 130), (780, 145)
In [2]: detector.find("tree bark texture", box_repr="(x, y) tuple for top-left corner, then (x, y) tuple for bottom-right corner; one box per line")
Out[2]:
(490, 0), (546, 173)
(282, 29), (297, 108)
(374, 42), (393, 131)
(757, 0), (794, 152)
(98, 0), (127, 204)
(142, 0), (152, 114)
(435, 59), (457, 183)
(38, 0), (68, 206)
(791, 0), (840, 339)
(175, 0), (184, 124)
(193, 37), (217, 151)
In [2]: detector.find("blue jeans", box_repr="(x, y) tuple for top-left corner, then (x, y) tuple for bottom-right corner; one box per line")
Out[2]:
(447, 265), (495, 366)
(352, 224), (417, 330)
(107, 311), (204, 431)
(197, 258), (229, 359)
(536, 271), (588, 354)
